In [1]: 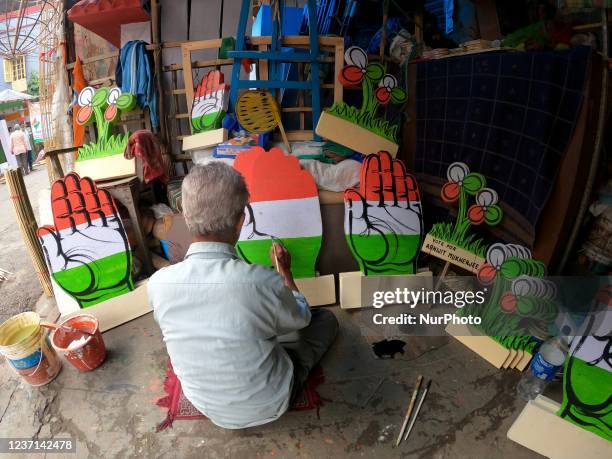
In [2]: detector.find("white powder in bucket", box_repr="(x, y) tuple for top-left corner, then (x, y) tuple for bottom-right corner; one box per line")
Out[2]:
(67, 335), (89, 350)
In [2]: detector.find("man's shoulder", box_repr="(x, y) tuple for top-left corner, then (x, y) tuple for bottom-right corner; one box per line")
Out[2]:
(148, 257), (283, 288)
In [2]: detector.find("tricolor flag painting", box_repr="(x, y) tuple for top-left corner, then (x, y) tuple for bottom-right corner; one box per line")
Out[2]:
(234, 147), (322, 279)
(344, 151), (423, 276)
(37, 173), (134, 309)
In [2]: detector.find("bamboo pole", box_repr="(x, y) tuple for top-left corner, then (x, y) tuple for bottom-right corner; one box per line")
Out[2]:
(5, 168), (54, 298)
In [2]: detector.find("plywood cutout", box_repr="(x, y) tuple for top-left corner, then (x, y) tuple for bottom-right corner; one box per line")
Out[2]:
(38, 172), (135, 310)
(344, 151), (423, 276)
(191, 70), (229, 133)
(558, 307), (612, 441)
(457, 242), (555, 358)
(234, 147), (322, 279)
(74, 86), (138, 181)
(422, 162), (503, 271)
(315, 46), (406, 155)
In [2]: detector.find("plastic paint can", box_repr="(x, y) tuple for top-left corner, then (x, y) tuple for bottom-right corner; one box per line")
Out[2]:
(51, 314), (106, 372)
(0, 311), (61, 386)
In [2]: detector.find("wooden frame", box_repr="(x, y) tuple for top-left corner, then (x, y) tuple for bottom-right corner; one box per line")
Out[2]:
(507, 395), (611, 459)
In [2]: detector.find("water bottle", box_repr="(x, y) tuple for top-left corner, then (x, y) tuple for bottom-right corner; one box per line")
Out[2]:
(517, 336), (568, 401)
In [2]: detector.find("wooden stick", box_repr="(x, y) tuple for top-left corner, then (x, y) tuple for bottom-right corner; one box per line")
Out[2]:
(395, 375), (423, 447)
(403, 379), (432, 442)
(277, 119), (292, 153)
(5, 168), (54, 297)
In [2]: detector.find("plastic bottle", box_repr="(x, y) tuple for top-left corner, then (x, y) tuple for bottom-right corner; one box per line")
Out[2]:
(517, 336), (568, 401)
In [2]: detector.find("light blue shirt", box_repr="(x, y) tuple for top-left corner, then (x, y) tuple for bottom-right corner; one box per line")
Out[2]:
(148, 242), (311, 429)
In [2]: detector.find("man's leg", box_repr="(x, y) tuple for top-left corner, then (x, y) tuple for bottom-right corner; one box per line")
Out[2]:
(26, 150), (33, 172)
(281, 308), (338, 396)
(16, 154), (28, 175)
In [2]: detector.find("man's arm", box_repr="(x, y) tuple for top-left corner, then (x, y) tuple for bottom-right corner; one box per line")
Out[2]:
(269, 243), (312, 334)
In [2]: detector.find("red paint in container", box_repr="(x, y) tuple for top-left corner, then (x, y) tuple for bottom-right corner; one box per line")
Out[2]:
(51, 315), (106, 372)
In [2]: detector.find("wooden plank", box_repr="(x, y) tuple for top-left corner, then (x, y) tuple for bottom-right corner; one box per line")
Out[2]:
(74, 156), (136, 182)
(334, 39), (344, 103)
(339, 271), (433, 309)
(66, 51), (118, 70)
(295, 274), (336, 307)
(421, 233), (485, 273)
(315, 111), (399, 157)
(61, 283), (151, 332)
(282, 107), (312, 113)
(507, 396), (612, 459)
(181, 44), (196, 115)
(163, 58), (233, 72)
(182, 129), (227, 151)
(445, 322), (511, 369)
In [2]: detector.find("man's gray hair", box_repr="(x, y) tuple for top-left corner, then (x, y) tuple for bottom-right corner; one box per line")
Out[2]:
(181, 162), (249, 237)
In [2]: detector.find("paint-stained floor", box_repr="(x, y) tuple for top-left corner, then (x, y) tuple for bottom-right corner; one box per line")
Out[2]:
(0, 305), (544, 458)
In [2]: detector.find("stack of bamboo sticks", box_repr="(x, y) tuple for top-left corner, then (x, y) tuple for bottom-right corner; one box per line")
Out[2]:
(5, 168), (54, 297)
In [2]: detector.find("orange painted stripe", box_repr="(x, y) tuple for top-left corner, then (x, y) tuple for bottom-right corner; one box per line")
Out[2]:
(234, 147), (318, 202)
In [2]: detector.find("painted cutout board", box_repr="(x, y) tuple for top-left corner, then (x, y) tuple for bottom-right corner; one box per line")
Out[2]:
(38, 173), (135, 311)
(508, 395), (611, 459)
(448, 242), (556, 369)
(234, 147), (322, 279)
(315, 46), (407, 156)
(191, 70), (229, 133)
(182, 69), (230, 152)
(74, 86), (138, 181)
(558, 307), (611, 441)
(344, 151), (423, 276)
(421, 162), (503, 273)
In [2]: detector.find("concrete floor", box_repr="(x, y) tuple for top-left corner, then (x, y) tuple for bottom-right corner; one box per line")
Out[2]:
(0, 300), (544, 459)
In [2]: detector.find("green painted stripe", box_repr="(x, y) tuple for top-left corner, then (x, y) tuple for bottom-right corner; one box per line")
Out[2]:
(346, 234), (421, 275)
(236, 236), (321, 279)
(52, 251), (133, 308)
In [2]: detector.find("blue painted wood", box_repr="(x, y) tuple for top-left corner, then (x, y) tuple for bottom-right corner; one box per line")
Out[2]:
(229, 0), (251, 107)
(227, 50), (316, 62)
(229, 0), (323, 140)
(307, 0), (321, 141)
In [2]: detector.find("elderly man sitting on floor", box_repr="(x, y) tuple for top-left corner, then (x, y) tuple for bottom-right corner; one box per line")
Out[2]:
(148, 162), (338, 429)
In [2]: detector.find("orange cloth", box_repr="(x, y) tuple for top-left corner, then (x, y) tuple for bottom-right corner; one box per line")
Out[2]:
(72, 56), (87, 147)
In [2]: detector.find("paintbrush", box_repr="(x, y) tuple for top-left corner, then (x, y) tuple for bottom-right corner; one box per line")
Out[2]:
(395, 375), (423, 447)
(270, 237), (284, 273)
(403, 379), (432, 442)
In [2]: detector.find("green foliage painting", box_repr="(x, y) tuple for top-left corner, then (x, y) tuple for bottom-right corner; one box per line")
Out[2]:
(460, 243), (557, 352)
(328, 46), (407, 141)
(430, 162), (503, 257)
(75, 86), (137, 162)
(558, 305), (611, 441)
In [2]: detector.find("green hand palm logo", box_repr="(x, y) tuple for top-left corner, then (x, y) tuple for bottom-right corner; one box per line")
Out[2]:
(38, 173), (134, 308)
(345, 151), (423, 276)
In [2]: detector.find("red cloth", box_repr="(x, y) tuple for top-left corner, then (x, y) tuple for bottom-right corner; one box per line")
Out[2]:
(156, 359), (326, 432)
(124, 130), (167, 183)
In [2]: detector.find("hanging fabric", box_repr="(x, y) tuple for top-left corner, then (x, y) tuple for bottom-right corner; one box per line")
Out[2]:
(72, 56), (88, 147)
(115, 40), (159, 129)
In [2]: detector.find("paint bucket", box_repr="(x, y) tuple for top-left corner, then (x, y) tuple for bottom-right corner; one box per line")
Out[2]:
(0, 311), (61, 386)
(51, 314), (106, 372)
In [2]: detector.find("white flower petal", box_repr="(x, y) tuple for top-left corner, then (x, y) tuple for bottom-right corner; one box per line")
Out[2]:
(476, 188), (498, 207)
(379, 74), (397, 90)
(446, 162), (469, 182)
(78, 86), (95, 107)
(512, 276), (532, 297)
(486, 243), (507, 268)
(345, 46), (368, 69)
(107, 87), (121, 104)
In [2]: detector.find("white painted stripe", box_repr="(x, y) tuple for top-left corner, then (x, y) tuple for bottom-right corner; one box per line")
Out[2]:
(239, 197), (322, 241)
(344, 200), (422, 236)
(40, 217), (128, 274)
